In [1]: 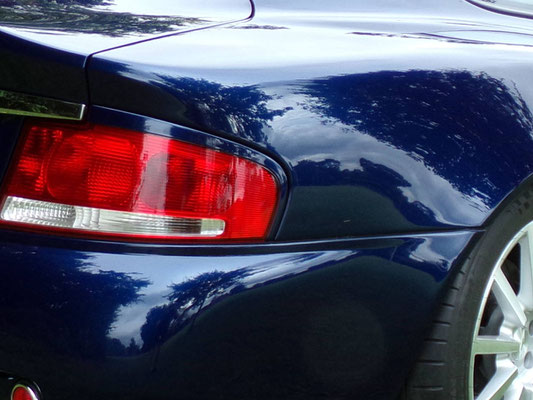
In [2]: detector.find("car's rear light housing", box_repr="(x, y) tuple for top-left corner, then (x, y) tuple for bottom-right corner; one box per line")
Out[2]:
(11, 385), (39, 400)
(0, 121), (280, 241)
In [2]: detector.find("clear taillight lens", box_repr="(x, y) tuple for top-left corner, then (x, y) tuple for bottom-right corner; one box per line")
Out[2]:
(0, 121), (279, 241)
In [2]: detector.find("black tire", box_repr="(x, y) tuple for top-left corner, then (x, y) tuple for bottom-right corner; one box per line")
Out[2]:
(403, 183), (533, 400)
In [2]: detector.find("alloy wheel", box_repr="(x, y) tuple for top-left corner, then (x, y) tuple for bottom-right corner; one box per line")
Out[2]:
(471, 221), (533, 400)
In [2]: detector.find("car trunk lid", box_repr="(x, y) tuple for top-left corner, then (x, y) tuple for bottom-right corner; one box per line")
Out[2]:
(0, 0), (252, 103)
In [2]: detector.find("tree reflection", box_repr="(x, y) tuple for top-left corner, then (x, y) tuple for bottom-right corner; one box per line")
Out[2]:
(0, 1), (206, 36)
(298, 70), (533, 206)
(288, 158), (435, 231)
(141, 270), (246, 350)
(0, 250), (148, 357)
(154, 76), (289, 145)
(295, 158), (421, 214)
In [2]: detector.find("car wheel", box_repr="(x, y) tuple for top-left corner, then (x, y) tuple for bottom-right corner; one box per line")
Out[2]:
(404, 184), (533, 400)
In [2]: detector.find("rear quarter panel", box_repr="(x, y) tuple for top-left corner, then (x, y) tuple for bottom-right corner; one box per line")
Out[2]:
(1, 1), (533, 399)
(88, 0), (533, 240)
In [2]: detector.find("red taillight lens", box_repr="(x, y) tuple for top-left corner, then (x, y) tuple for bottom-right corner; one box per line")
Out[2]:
(0, 122), (279, 241)
(11, 385), (38, 400)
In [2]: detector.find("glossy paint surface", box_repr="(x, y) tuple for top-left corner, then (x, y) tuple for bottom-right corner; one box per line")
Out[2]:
(88, 0), (533, 240)
(0, 229), (476, 400)
(0, 0), (251, 54)
(0, 1), (532, 399)
(467, 0), (533, 18)
(0, 0), (251, 102)
(0, 31), (88, 103)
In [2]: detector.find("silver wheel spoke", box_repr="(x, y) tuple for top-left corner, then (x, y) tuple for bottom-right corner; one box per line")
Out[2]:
(519, 228), (533, 308)
(473, 335), (521, 355)
(493, 268), (527, 327)
(470, 223), (533, 400)
(503, 382), (524, 400)
(521, 385), (533, 400)
(477, 365), (518, 400)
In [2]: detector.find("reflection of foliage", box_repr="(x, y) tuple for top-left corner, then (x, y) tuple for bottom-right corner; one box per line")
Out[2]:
(0, 1), (205, 36)
(295, 158), (434, 225)
(139, 254), (348, 352)
(230, 24), (288, 30)
(0, 89), (81, 117)
(107, 337), (140, 356)
(4, 0), (109, 4)
(295, 158), (410, 188)
(0, 90), (49, 114)
(299, 71), (533, 205)
(156, 77), (290, 145)
(141, 270), (246, 350)
(0, 251), (148, 357)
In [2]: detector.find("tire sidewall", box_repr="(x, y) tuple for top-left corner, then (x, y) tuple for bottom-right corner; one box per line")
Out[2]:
(446, 187), (533, 398)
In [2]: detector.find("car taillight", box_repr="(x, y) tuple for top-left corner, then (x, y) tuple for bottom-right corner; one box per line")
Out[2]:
(11, 385), (38, 400)
(0, 121), (279, 241)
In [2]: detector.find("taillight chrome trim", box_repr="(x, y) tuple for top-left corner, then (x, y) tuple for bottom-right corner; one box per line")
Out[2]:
(0, 89), (86, 121)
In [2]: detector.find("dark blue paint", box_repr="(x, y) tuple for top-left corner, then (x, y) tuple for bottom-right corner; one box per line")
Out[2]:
(0, 116), (22, 184)
(0, 1), (531, 399)
(0, 31), (88, 103)
(89, 106), (289, 239)
(0, 0), (252, 55)
(0, 229), (476, 399)
(466, 0), (533, 19)
(276, 69), (533, 238)
(88, 3), (533, 240)
(0, 0), (252, 102)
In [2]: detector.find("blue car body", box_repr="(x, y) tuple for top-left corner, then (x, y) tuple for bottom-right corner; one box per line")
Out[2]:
(0, 0), (532, 399)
